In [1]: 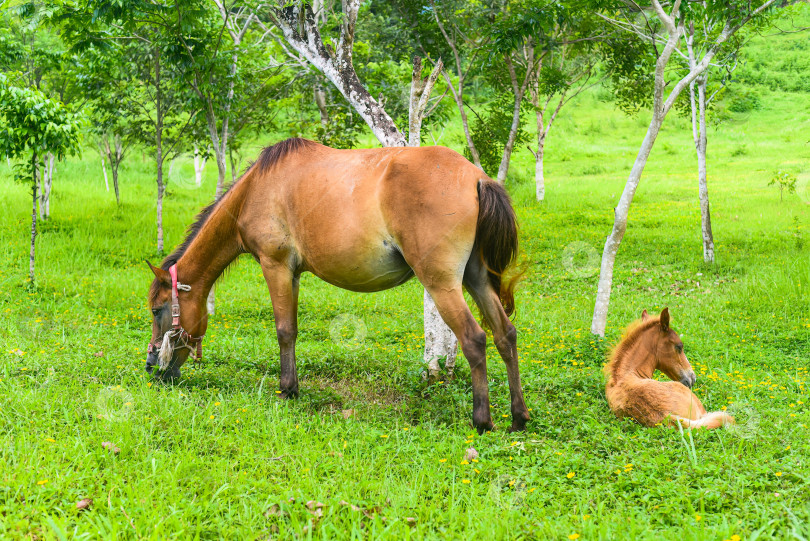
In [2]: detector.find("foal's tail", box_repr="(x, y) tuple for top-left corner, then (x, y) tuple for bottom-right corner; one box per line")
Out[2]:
(475, 179), (521, 317)
(673, 411), (735, 430)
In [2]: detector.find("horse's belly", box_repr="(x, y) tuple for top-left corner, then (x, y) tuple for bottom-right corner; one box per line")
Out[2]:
(305, 241), (414, 293)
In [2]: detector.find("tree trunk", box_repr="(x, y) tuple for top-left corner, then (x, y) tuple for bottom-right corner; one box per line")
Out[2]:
(113, 135), (122, 205)
(591, 2), (689, 336)
(29, 151), (38, 286)
(156, 162), (164, 253)
(314, 83), (329, 126)
(496, 52), (534, 185)
(193, 143), (207, 187)
(535, 137), (546, 201)
(530, 66), (566, 202)
(229, 147), (238, 183)
(271, 2), (405, 147)
(431, 2), (482, 170)
(591, 116), (665, 336)
(496, 88), (525, 184)
(442, 72), (482, 170)
(155, 46), (165, 254)
(39, 153), (53, 220)
(694, 78), (714, 263)
(101, 152), (109, 192)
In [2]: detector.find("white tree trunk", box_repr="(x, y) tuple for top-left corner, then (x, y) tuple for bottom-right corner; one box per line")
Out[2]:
(496, 52), (535, 184)
(314, 83), (329, 126)
(101, 154), (109, 192)
(193, 143), (208, 187)
(39, 153), (54, 220)
(696, 77), (715, 264)
(29, 153), (38, 286)
(535, 140), (546, 201)
(113, 135), (122, 204)
(687, 30), (716, 266)
(591, 115), (666, 336)
(423, 290), (457, 376)
(270, 1), (405, 148)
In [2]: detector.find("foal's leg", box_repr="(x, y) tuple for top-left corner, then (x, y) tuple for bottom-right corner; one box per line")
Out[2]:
(465, 260), (530, 432)
(422, 283), (494, 433)
(260, 262), (300, 398)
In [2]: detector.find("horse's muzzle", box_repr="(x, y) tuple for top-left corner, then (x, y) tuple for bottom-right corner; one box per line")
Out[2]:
(146, 351), (181, 381)
(680, 371), (696, 389)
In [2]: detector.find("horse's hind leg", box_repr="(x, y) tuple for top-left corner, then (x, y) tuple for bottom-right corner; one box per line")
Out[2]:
(464, 258), (530, 432)
(421, 281), (494, 433)
(260, 261), (300, 398)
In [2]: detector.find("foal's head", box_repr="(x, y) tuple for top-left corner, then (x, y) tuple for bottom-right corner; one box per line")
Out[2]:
(640, 307), (696, 388)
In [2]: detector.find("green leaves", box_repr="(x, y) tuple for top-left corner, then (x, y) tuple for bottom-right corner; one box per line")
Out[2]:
(0, 75), (81, 169)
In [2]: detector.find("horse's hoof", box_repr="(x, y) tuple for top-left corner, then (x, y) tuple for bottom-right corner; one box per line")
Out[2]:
(509, 411), (530, 432)
(473, 417), (494, 435)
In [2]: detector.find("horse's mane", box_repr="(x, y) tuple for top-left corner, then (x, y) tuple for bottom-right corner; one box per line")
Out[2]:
(160, 137), (317, 271)
(149, 138), (316, 303)
(603, 316), (661, 384)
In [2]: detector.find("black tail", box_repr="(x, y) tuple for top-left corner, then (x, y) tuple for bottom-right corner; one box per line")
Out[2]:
(475, 179), (521, 317)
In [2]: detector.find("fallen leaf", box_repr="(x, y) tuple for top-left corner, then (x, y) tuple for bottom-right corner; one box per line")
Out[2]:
(101, 442), (120, 455)
(76, 498), (93, 511)
(264, 504), (282, 519)
(341, 409), (354, 419)
(464, 447), (479, 461)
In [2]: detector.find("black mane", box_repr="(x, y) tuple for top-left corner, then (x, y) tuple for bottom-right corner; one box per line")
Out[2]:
(160, 138), (316, 270)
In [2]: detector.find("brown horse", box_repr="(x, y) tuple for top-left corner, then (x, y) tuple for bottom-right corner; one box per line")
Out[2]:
(604, 308), (734, 429)
(145, 138), (529, 433)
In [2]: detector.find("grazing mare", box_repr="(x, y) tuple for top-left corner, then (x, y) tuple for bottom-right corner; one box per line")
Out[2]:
(145, 138), (529, 433)
(604, 308), (734, 429)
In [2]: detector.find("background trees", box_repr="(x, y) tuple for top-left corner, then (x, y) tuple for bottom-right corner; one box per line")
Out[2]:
(0, 76), (80, 285)
(0, 0), (799, 346)
(589, 0), (781, 337)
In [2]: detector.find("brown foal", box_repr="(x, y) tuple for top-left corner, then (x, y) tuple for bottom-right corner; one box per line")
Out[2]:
(145, 138), (529, 433)
(604, 308), (734, 429)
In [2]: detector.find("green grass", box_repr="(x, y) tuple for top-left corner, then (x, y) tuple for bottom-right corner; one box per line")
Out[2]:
(2, 23), (810, 541)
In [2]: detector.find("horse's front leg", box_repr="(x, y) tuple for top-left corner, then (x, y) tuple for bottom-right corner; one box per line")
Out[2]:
(260, 262), (300, 399)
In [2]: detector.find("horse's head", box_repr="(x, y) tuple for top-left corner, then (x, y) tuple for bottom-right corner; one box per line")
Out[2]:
(146, 261), (205, 381)
(642, 307), (696, 388)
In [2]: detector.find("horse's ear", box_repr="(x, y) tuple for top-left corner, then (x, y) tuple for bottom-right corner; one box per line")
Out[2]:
(146, 260), (171, 286)
(660, 307), (670, 331)
(641, 309), (649, 322)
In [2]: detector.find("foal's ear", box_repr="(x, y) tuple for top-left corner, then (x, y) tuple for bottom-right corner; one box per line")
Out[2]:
(641, 309), (649, 322)
(659, 307), (670, 331)
(146, 260), (171, 287)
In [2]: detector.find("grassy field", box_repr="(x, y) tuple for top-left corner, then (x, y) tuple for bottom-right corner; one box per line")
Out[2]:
(1, 20), (810, 540)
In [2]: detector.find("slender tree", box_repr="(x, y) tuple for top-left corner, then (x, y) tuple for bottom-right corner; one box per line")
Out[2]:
(590, 0), (781, 337)
(0, 77), (80, 286)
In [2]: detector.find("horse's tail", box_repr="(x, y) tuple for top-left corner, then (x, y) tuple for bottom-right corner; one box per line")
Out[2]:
(475, 179), (521, 317)
(672, 411), (735, 430)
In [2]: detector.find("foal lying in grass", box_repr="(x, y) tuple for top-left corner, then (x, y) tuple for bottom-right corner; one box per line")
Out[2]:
(604, 308), (734, 429)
